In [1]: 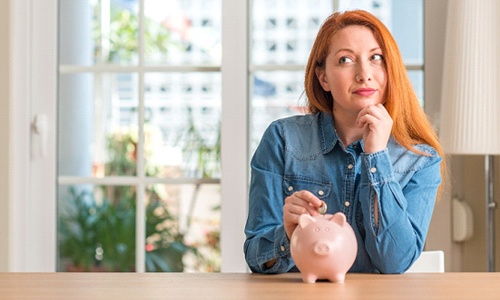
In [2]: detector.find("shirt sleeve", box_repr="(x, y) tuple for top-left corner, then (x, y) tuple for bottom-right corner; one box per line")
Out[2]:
(359, 147), (442, 274)
(243, 122), (296, 273)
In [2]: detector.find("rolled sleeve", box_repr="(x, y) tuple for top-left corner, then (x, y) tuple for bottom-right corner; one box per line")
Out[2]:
(359, 147), (442, 273)
(244, 121), (296, 274)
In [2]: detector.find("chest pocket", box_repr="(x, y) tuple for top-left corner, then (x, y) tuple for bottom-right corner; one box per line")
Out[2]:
(283, 176), (332, 201)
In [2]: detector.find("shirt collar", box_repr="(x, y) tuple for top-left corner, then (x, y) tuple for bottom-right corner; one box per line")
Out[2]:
(318, 111), (366, 153)
(318, 112), (338, 154)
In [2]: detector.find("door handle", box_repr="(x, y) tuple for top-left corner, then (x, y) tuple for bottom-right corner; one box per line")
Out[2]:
(31, 113), (48, 159)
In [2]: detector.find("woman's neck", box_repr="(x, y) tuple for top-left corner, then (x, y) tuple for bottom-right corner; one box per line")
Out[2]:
(333, 111), (363, 148)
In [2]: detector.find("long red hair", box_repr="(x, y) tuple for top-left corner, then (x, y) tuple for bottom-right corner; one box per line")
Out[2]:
(305, 10), (445, 196)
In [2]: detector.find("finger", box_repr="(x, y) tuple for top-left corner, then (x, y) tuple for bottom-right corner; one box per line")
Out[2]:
(365, 105), (386, 119)
(376, 103), (390, 114)
(293, 191), (323, 208)
(284, 200), (309, 216)
(357, 112), (371, 128)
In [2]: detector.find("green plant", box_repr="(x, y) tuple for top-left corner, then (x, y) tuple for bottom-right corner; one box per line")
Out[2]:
(93, 4), (181, 64)
(176, 107), (221, 178)
(145, 195), (191, 272)
(58, 185), (193, 272)
(58, 185), (137, 271)
(58, 126), (194, 272)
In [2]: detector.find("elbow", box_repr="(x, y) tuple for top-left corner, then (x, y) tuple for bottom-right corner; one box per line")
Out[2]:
(373, 254), (416, 274)
(379, 267), (406, 274)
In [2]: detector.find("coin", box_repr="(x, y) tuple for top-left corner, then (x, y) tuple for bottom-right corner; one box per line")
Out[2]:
(318, 201), (327, 214)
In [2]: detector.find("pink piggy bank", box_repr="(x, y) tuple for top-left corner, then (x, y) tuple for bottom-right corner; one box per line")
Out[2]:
(290, 213), (357, 283)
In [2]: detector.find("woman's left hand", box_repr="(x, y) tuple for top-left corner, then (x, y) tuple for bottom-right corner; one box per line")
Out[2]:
(356, 104), (393, 154)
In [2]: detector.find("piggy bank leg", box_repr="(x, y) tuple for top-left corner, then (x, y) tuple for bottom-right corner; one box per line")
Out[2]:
(301, 273), (318, 284)
(328, 273), (346, 283)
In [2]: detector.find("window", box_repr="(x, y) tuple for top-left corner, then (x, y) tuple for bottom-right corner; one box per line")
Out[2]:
(57, 0), (222, 272)
(45, 0), (423, 273)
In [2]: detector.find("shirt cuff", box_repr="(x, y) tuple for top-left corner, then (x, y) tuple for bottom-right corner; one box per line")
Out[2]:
(262, 225), (292, 273)
(362, 149), (395, 185)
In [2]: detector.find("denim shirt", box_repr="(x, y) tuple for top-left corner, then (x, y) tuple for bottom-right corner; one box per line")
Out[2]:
(244, 112), (442, 274)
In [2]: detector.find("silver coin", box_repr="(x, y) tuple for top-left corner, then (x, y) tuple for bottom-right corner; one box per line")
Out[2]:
(318, 201), (327, 214)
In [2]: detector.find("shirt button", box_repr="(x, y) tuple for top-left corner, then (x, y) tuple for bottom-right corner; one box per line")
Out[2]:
(288, 186), (294, 192)
(344, 201), (350, 207)
(370, 167), (377, 173)
(347, 164), (354, 170)
(280, 245), (286, 252)
(318, 190), (324, 196)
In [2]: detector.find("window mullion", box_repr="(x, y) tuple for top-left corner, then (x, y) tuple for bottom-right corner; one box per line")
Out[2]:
(135, 0), (146, 273)
(220, 0), (250, 272)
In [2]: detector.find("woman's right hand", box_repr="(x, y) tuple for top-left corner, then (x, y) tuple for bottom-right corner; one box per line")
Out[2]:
(283, 190), (323, 239)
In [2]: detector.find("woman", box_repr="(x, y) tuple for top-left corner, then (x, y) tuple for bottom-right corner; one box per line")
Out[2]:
(244, 10), (445, 274)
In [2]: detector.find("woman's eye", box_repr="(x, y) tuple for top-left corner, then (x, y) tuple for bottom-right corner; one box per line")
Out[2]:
(371, 54), (384, 61)
(339, 56), (353, 64)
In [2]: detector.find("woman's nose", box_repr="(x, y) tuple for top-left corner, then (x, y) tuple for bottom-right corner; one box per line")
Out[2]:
(355, 64), (372, 82)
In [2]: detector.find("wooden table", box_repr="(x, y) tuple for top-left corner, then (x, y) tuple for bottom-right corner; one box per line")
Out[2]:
(0, 272), (499, 299)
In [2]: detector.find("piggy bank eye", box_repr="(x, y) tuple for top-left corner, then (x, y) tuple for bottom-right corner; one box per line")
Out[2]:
(314, 227), (320, 232)
(324, 227), (330, 232)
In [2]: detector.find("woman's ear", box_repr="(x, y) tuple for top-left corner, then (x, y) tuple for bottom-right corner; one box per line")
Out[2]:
(315, 67), (330, 91)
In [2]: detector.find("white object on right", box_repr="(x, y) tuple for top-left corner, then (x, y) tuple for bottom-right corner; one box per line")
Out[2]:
(406, 250), (445, 273)
(453, 198), (474, 242)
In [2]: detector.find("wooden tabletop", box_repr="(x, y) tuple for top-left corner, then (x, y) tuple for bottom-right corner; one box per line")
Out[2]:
(0, 272), (499, 299)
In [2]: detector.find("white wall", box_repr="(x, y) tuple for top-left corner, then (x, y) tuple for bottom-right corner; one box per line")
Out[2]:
(0, 0), (10, 272)
(425, 0), (500, 273)
(423, 0), (462, 272)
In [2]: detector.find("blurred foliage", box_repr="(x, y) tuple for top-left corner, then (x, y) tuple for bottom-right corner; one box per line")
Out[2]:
(58, 126), (193, 272)
(177, 107), (221, 178)
(92, 3), (182, 63)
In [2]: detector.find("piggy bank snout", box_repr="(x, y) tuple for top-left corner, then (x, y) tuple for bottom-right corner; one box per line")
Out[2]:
(313, 241), (332, 256)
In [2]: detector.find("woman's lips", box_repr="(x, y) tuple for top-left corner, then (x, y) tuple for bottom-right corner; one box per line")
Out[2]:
(353, 88), (376, 96)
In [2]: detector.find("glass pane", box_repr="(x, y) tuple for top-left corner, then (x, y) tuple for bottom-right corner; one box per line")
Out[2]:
(251, 0), (333, 65)
(144, 72), (221, 178)
(146, 183), (221, 272)
(59, 0), (140, 66)
(391, 0), (424, 65)
(144, 0), (221, 65)
(408, 70), (424, 107)
(251, 71), (306, 153)
(250, 0), (333, 153)
(58, 73), (139, 177)
(57, 184), (136, 272)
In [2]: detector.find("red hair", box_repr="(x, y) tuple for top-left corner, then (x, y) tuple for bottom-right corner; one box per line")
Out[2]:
(305, 10), (445, 196)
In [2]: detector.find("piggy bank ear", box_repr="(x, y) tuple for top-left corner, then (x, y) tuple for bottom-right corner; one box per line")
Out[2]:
(298, 214), (316, 229)
(331, 212), (347, 226)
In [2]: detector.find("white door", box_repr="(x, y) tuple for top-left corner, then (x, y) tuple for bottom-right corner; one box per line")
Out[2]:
(10, 0), (58, 271)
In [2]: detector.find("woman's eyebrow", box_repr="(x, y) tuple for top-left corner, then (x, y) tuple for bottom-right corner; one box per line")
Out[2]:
(334, 47), (382, 55)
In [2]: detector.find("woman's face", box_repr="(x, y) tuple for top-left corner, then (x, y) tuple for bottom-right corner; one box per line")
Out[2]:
(316, 25), (387, 118)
